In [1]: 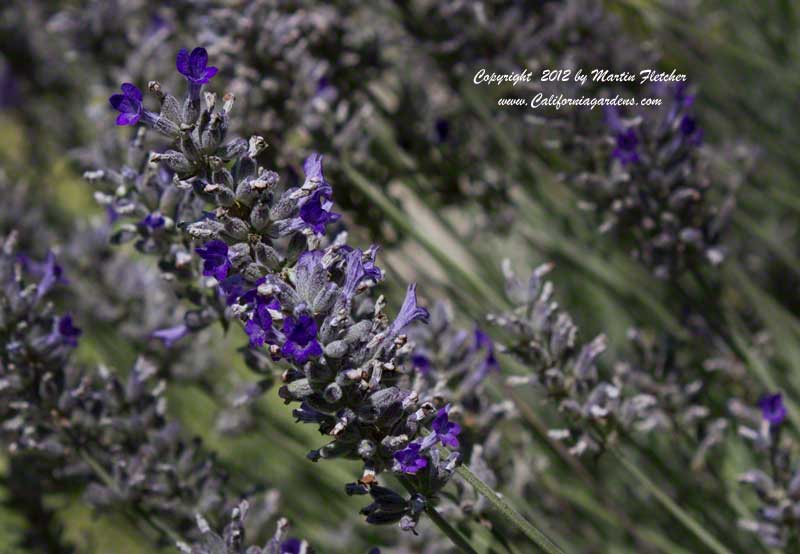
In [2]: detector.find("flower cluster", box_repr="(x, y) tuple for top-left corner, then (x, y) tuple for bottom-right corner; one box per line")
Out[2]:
(552, 83), (735, 278)
(89, 48), (465, 534)
(0, 234), (281, 543)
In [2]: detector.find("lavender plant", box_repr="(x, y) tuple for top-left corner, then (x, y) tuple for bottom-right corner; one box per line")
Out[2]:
(84, 45), (567, 554)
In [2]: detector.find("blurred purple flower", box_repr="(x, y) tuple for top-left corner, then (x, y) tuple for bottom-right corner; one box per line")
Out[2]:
(679, 115), (703, 146)
(141, 213), (165, 229)
(411, 353), (432, 376)
(56, 315), (81, 347)
(759, 393), (787, 426)
(612, 129), (640, 165)
(152, 324), (189, 347)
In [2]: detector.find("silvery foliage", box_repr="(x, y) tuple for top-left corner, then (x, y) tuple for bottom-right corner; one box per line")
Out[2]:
(87, 55), (463, 533)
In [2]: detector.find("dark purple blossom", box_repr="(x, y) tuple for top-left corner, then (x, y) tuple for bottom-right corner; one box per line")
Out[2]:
(394, 442), (427, 474)
(56, 315), (81, 347)
(411, 353), (432, 376)
(176, 47), (218, 85)
(196, 240), (231, 281)
(759, 393), (787, 426)
(299, 189), (341, 235)
(612, 129), (640, 165)
(281, 315), (322, 363)
(109, 83), (147, 126)
(141, 213), (165, 229)
(245, 299), (280, 348)
(679, 116), (703, 146)
(151, 324), (189, 348)
(280, 538), (303, 554)
(430, 404), (461, 448)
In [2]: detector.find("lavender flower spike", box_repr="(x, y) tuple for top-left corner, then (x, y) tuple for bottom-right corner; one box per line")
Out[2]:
(759, 393), (787, 427)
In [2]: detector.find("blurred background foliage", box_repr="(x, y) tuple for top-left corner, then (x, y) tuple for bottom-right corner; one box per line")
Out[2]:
(1, 1), (799, 553)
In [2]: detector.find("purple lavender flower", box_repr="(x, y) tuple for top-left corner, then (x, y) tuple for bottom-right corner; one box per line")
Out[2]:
(386, 283), (430, 340)
(196, 240), (231, 281)
(299, 190), (341, 235)
(141, 213), (165, 229)
(394, 442), (428, 474)
(35, 252), (66, 300)
(56, 315), (81, 347)
(245, 299), (280, 348)
(759, 393), (787, 426)
(612, 129), (640, 165)
(431, 404), (461, 448)
(280, 538), (303, 554)
(151, 324), (189, 348)
(411, 353), (432, 376)
(303, 153), (326, 184)
(176, 47), (218, 85)
(473, 328), (500, 377)
(109, 83), (147, 126)
(679, 115), (704, 146)
(281, 314), (322, 363)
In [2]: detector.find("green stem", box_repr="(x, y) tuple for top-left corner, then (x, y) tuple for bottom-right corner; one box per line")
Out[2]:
(610, 448), (735, 554)
(455, 465), (566, 554)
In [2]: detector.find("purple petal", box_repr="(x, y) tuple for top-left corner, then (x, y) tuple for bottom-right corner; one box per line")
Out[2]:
(386, 283), (429, 339)
(203, 66), (218, 81)
(176, 48), (190, 75)
(116, 112), (141, 126)
(303, 153), (324, 182)
(152, 324), (189, 348)
(109, 93), (125, 110)
(121, 82), (142, 102)
(189, 47), (208, 76)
